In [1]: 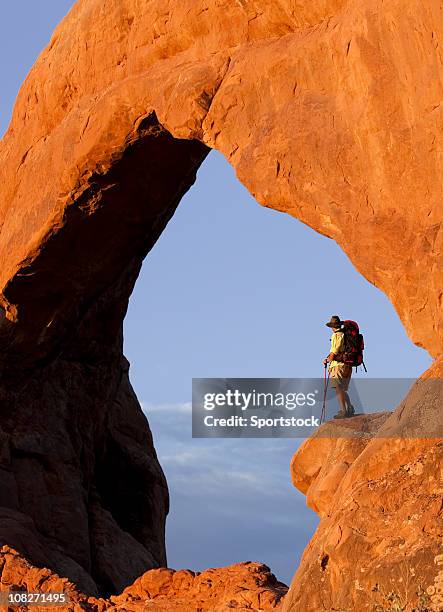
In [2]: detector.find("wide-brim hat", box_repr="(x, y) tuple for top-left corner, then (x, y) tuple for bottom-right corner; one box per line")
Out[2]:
(325, 315), (343, 328)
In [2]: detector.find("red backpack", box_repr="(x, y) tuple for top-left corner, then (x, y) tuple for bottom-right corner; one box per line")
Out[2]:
(336, 320), (367, 371)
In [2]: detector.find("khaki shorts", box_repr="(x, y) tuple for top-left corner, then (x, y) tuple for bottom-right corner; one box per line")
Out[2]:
(329, 364), (352, 391)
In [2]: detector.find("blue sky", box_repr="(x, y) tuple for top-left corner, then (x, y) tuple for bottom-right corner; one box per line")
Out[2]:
(1, 1), (432, 587)
(126, 149), (431, 583)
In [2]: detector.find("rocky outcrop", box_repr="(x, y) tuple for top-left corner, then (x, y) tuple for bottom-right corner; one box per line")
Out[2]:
(0, 0), (441, 605)
(0, 546), (287, 611)
(284, 359), (443, 611)
(112, 561), (287, 610)
(0, 120), (207, 595)
(290, 412), (390, 516)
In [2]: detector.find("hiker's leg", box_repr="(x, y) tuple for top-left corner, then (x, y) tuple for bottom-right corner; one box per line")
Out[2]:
(342, 367), (353, 414)
(335, 387), (347, 413)
(330, 366), (347, 417)
(344, 391), (353, 412)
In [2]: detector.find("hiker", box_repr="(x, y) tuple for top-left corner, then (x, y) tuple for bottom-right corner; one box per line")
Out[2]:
(323, 315), (355, 419)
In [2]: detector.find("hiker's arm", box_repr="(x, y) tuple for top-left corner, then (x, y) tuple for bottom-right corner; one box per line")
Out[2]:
(323, 352), (336, 364)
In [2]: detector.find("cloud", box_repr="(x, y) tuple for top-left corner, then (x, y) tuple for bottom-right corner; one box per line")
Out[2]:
(143, 402), (192, 413)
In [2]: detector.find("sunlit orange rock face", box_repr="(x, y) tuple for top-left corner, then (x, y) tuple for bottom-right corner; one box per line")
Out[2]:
(0, 547), (287, 611)
(286, 359), (443, 611)
(1, 0), (442, 358)
(0, 0), (441, 608)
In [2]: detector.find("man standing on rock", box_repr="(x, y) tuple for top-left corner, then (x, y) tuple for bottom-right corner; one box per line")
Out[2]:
(323, 315), (355, 419)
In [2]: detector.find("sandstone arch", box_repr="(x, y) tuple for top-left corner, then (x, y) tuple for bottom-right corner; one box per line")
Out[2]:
(0, 0), (441, 605)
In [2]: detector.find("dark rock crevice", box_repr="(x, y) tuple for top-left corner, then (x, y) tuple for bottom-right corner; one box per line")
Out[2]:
(0, 113), (210, 595)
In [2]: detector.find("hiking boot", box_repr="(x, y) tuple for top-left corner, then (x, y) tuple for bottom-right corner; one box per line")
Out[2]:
(347, 404), (355, 416)
(333, 409), (354, 419)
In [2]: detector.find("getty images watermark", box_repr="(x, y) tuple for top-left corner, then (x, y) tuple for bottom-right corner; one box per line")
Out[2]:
(202, 386), (319, 426)
(192, 378), (442, 438)
(193, 378), (328, 438)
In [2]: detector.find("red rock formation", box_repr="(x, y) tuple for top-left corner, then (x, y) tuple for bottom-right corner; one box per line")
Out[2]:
(0, 546), (287, 611)
(290, 412), (390, 516)
(285, 359), (443, 611)
(0, 546), (93, 610)
(0, 0), (441, 606)
(1, 0), (441, 358)
(112, 561), (288, 610)
(0, 118), (209, 594)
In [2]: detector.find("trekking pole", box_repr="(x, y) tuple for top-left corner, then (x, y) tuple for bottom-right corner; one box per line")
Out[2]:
(320, 363), (330, 424)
